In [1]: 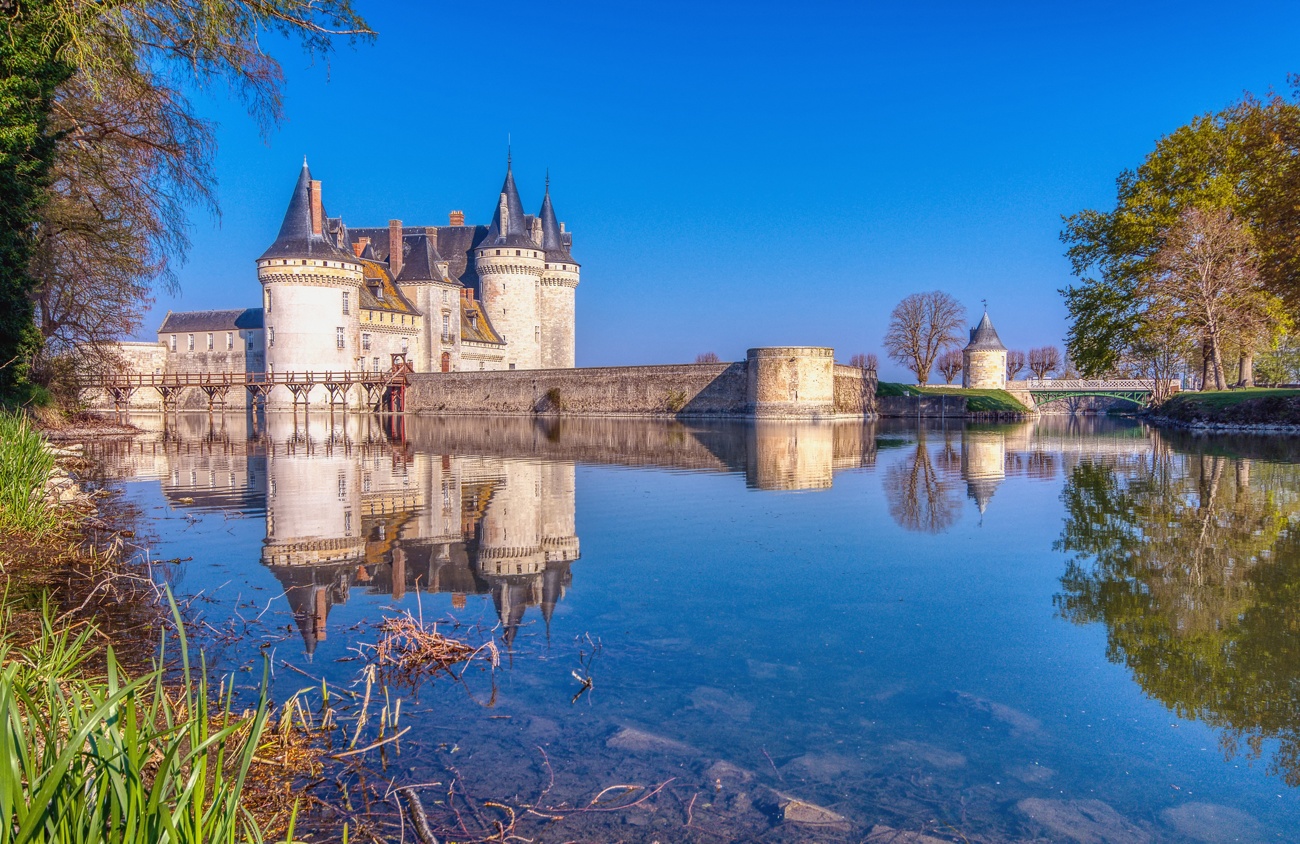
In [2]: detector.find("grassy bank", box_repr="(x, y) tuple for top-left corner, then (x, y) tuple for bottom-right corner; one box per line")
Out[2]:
(0, 411), (59, 537)
(1154, 388), (1300, 426)
(877, 383), (1030, 413)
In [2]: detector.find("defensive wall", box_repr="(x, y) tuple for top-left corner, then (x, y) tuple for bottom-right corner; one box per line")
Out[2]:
(404, 347), (877, 418)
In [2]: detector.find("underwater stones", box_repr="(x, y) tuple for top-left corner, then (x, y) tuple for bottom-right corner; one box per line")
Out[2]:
(705, 759), (755, 787)
(780, 751), (860, 782)
(953, 690), (1043, 735)
(777, 796), (850, 830)
(885, 740), (967, 769)
(1161, 803), (1266, 843)
(1006, 761), (1055, 784)
(864, 825), (955, 844)
(688, 685), (754, 720)
(606, 726), (697, 757)
(1017, 798), (1151, 844)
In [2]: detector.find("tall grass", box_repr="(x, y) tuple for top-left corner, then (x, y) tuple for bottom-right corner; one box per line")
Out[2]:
(0, 411), (57, 536)
(0, 599), (279, 844)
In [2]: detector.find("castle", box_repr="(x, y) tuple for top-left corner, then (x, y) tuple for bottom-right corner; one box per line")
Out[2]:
(141, 157), (579, 408)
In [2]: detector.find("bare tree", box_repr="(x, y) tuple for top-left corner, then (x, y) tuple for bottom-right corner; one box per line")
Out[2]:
(1006, 349), (1026, 380)
(865, 353), (878, 371)
(1149, 208), (1279, 390)
(849, 353), (868, 368)
(695, 351), (720, 364)
(883, 291), (964, 385)
(1028, 346), (1062, 380)
(884, 436), (962, 534)
(937, 350), (963, 384)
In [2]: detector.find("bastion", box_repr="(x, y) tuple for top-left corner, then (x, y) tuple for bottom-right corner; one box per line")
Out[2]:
(746, 347), (837, 418)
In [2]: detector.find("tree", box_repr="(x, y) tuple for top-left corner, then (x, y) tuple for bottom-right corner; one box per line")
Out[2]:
(1, 0), (372, 398)
(695, 351), (720, 364)
(1006, 349), (1026, 380)
(1027, 346), (1061, 380)
(936, 349), (962, 384)
(883, 291), (964, 385)
(1148, 208), (1280, 390)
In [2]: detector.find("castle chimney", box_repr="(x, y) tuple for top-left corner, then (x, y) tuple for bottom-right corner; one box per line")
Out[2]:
(352, 235), (370, 258)
(388, 219), (403, 278)
(449, 210), (465, 226)
(309, 180), (323, 236)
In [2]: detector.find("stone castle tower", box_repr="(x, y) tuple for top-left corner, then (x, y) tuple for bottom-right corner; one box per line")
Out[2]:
(962, 311), (1007, 390)
(256, 162), (366, 380)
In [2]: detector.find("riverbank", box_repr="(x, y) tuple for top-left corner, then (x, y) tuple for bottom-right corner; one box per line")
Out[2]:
(876, 382), (1034, 419)
(1144, 388), (1300, 432)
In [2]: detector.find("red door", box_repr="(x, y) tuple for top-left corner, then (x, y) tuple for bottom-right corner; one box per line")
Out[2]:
(440, 352), (450, 372)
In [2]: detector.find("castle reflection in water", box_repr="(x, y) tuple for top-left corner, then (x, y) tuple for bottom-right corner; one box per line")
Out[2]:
(89, 413), (1152, 652)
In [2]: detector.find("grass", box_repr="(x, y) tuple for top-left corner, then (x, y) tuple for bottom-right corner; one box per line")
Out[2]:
(0, 596), (283, 844)
(1161, 387), (1300, 408)
(0, 411), (58, 537)
(876, 382), (1030, 413)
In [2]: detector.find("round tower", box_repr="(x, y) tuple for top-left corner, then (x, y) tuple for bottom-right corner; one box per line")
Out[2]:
(962, 311), (1007, 390)
(256, 161), (364, 404)
(538, 179), (579, 369)
(474, 159), (544, 370)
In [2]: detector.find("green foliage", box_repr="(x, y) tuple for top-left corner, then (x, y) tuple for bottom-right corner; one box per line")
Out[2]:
(0, 597), (276, 843)
(664, 389), (687, 413)
(0, 2), (74, 397)
(1054, 452), (1300, 784)
(0, 410), (57, 537)
(875, 383), (1029, 413)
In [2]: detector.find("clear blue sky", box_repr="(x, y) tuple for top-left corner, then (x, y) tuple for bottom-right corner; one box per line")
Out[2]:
(147, 0), (1300, 380)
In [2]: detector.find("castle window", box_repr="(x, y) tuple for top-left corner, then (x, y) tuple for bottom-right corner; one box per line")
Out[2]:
(269, 327), (275, 347)
(535, 326), (540, 341)
(401, 337), (409, 353)
(206, 333), (213, 351)
(187, 334), (194, 352)
(441, 314), (450, 341)
(342, 291), (350, 315)
(265, 289), (271, 313)
(515, 250), (520, 256)
(401, 314), (406, 325)
(170, 335), (177, 352)
(301, 260), (306, 265)
(336, 327), (345, 349)
(226, 332), (233, 350)
(373, 357), (380, 372)
(362, 333), (371, 351)
(442, 290), (448, 304)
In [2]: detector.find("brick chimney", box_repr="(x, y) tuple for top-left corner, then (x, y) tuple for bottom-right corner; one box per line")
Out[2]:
(309, 180), (323, 236)
(388, 219), (403, 278)
(449, 210), (465, 226)
(352, 235), (370, 257)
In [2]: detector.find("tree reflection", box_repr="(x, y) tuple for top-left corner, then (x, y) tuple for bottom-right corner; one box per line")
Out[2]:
(1055, 449), (1300, 785)
(884, 432), (962, 533)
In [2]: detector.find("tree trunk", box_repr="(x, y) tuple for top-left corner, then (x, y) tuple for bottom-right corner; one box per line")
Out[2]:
(1200, 341), (1211, 391)
(1211, 340), (1227, 390)
(1237, 352), (1254, 387)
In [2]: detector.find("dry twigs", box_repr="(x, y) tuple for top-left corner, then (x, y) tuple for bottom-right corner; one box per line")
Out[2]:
(363, 610), (498, 686)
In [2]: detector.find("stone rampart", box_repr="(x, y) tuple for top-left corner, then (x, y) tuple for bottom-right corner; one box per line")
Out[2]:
(406, 350), (876, 418)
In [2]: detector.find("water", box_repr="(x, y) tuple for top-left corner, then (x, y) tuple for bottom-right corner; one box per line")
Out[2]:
(90, 413), (1300, 842)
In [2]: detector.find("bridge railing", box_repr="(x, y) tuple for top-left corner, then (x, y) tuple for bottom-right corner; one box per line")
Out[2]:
(1008, 379), (1181, 392)
(82, 370), (407, 389)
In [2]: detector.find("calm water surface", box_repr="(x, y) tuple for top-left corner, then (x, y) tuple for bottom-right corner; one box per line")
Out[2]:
(91, 414), (1300, 842)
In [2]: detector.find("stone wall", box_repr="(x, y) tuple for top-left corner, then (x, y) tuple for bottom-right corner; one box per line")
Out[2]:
(963, 348), (1007, 389)
(833, 364), (877, 415)
(405, 362), (749, 416)
(746, 347), (835, 417)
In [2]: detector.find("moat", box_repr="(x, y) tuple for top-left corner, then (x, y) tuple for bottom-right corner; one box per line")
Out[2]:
(90, 413), (1299, 842)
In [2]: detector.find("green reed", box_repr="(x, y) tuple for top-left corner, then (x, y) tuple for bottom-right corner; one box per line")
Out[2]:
(0, 597), (281, 844)
(0, 411), (57, 537)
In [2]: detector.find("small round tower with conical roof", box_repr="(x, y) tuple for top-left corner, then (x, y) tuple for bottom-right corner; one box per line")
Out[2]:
(538, 177), (580, 368)
(474, 157), (544, 370)
(256, 161), (364, 400)
(962, 310), (1007, 390)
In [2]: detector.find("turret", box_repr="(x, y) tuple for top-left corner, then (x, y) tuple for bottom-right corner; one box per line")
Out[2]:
(962, 311), (1007, 390)
(474, 158), (544, 369)
(538, 177), (580, 368)
(255, 161), (365, 404)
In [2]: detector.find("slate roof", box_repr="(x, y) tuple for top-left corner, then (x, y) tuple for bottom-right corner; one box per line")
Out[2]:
(396, 232), (457, 284)
(258, 161), (357, 262)
(158, 309), (263, 334)
(479, 165), (537, 250)
(460, 297), (505, 345)
(350, 224), (487, 295)
(359, 260), (419, 315)
(539, 189), (577, 265)
(965, 312), (1006, 352)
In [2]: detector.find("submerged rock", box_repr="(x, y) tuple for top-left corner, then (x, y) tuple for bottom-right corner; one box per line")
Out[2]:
(865, 824), (957, 843)
(778, 796), (850, 830)
(1161, 802), (1266, 843)
(885, 740), (967, 769)
(1017, 798), (1151, 844)
(606, 726), (697, 757)
(688, 685), (754, 720)
(780, 751), (860, 782)
(953, 690), (1043, 734)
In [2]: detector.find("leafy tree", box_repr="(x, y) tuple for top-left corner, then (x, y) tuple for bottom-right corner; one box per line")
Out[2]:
(936, 349), (962, 384)
(1006, 349), (1026, 380)
(883, 291), (964, 385)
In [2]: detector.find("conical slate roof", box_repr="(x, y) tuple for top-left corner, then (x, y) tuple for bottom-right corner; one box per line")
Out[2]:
(479, 164), (536, 249)
(258, 161), (355, 262)
(396, 233), (453, 283)
(539, 187), (577, 265)
(965, 312), (1006, 351)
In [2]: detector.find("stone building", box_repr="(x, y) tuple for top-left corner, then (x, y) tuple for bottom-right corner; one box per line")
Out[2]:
(113, 157), (580, 408)
(962, 311), (1007, 390)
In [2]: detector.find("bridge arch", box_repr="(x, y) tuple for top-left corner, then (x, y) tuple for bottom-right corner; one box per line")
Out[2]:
(1029, 391), (1148, 408)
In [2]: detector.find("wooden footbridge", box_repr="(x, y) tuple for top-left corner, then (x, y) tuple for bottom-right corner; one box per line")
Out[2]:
(86, 355), (414, 413)
(1008, 379), (1181, 407)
